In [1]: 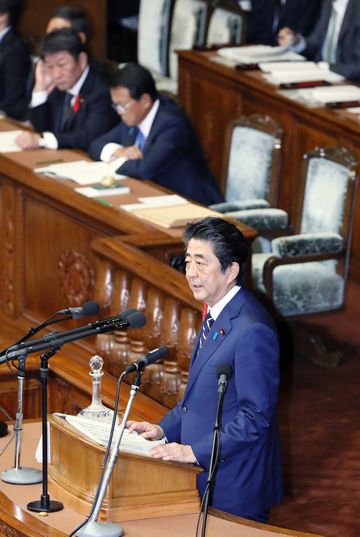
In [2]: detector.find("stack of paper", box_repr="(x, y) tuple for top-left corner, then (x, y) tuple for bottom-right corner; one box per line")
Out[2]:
(132, 203), (220, 229)
(34, 160), (125, 185)
(216, 45), (304, 66)
(0, 130), (23, 152)
(259, 61), (345, 85)
(64, 414), (165, 456)
(303, 85), (360, 104)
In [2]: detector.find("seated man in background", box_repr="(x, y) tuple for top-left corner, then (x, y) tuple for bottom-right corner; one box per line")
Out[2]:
(278, 0), (360, 81)
(246, 0), (321, 46)
(0, 0), (30, 120)
(88, 63), (224, 205)
(16, 28), (118, 151)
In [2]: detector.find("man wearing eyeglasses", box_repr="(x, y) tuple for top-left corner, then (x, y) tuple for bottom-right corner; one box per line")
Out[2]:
(15, 28), (117, 151)
(88, 63), (224, 205)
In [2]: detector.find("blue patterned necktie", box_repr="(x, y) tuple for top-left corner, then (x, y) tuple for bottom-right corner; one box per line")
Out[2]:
(134, 127), (145, 151)
(199, 311), (214, 350)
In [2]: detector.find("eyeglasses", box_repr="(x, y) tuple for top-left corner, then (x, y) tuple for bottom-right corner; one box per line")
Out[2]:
(112, 99), (135, 114)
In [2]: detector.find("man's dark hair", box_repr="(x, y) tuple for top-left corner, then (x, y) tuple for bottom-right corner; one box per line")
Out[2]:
(109, 63), (159, 101)
(41, 27), (85, 60)
(0, 0), (24, 26)
(49, 5), (91, 39)
(183, 217), (249, 286)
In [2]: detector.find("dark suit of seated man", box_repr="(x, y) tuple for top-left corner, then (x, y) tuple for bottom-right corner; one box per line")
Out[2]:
(0, 0), (31, 120)
(16, 28), (118, 151)
(88, 63), (224, 205)
(278, 0), (360, 82)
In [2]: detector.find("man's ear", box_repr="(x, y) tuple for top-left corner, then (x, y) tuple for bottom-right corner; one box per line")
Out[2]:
(141, 93), (153, 110)
(78, 51), (88, 71)
(227, 261), (240, 284)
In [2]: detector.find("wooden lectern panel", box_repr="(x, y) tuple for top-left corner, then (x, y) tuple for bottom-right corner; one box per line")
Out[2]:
(48, 414), (202, 521)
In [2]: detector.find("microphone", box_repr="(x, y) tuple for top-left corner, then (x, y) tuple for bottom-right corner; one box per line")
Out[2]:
(124, 346), (169, 374)
(217, 363), (233, 394)
(57, 300), (100, 320)
(0, 310), (147, 363)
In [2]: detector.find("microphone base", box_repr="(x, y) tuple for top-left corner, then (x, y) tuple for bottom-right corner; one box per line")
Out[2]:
(1, 466), (42, 485)
(27, 498), (63, 513)
(76, 520), (124, 537)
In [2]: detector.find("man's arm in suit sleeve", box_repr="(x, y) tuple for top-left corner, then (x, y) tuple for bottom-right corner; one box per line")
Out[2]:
(0, 39), (30, 119)
(192, 323), (280, 470)
(88, 123), (124, 160)
(115, 119), (191, 180)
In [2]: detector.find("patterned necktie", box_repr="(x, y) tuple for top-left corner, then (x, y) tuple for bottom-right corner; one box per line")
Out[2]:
(61, 92), (73, 131)
(199, 311), (214, 350)
(134, 128), (145, 151)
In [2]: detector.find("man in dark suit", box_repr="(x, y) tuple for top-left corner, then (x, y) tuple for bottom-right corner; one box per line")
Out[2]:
(127, 217), (283, 522)
(0, 0), (30, 120)
(88, 63), (223, 205)
(16, 28), (117, 151)
(278, 0), (360, 81)
(247, 0), (321, 46)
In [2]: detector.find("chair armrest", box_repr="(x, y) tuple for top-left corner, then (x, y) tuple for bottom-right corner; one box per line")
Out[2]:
(209, 199), (269, 213)
(229, 208), (288, 231)
(272, 233), (344, 258)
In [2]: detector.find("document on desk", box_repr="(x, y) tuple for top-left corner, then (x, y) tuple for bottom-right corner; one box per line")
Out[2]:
(260, 61), (345, 85)
(34, 160), (126, 185)
(0, 130), (23, 152)
(64, 414), (165, 456)
(215, 45), (305, 66)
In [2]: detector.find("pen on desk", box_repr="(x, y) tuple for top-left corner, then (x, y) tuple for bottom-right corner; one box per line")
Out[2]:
(95, 197), (112, 206)
(35, 158), (64, 166)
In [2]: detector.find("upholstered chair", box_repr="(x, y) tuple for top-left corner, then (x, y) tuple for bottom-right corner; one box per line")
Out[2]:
(206, 3), (247, 46)
(252, 146), (358, 365)
(137, 0), (174, 77)
(155, 0), (208, 95)
(209, 114), (286, 249)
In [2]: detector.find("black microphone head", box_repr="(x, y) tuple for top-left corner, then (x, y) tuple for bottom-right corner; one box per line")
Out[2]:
(82, 301), (100, 316)
(216, 363), (233, 381)
(120, 308), (138, 320)
(126, 311), (147, 328)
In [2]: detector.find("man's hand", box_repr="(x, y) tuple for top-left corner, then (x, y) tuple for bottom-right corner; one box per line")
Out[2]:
(278, 27), (296, 48)
(149, 442), (197, 463)
(126, 420), (164, 440)
(112, 145), (143, 160)
(15, 132), (41, 149)
(34, 59), (55, 93)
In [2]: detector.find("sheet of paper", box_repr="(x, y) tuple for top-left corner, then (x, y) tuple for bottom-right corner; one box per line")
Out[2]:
(137, 194), (187, 207)
(0, 130), (23, 152)
(217, 45), (304, 64)
(65, 414), (165, 456)
(34, 160), (126, 185)
(264, 70), (344, 84)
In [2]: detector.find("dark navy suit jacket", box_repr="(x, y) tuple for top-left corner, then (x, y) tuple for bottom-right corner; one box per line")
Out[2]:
(88, 96), (224, 205)
(304, 0), (360, 81)
(0, 29), (30, 120)
(247, 0), (321, 46)
(29, 68), (118, 151)
(159, 288), (283, 518)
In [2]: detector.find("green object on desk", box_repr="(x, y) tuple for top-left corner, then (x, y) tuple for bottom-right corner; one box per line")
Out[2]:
(95, 197), (112, 206)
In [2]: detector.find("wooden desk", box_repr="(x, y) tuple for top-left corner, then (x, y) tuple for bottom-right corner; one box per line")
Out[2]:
(177, 49), (360, 284)
(0, 421), (323, 537)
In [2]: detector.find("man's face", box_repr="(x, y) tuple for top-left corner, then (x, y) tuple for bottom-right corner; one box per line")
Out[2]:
(110, 86), (150, 127)
(185, 239), (239, 308)
(43, 51), (86, 91)
(46, 17), (72, 34)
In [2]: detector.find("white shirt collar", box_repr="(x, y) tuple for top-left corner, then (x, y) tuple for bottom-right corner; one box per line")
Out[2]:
(208, 285), (241, 321)
(0, 26), (11, 42)
(67, 65), (90, 96)
(138, 99), (160, 139)
(332, 0), (349, 17)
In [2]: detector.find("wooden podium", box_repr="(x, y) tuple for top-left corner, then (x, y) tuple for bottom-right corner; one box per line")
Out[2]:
(48, 414), (202, 522)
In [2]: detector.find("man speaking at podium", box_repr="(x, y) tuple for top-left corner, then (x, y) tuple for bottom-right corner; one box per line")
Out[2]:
(127, 217), (283, 523)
